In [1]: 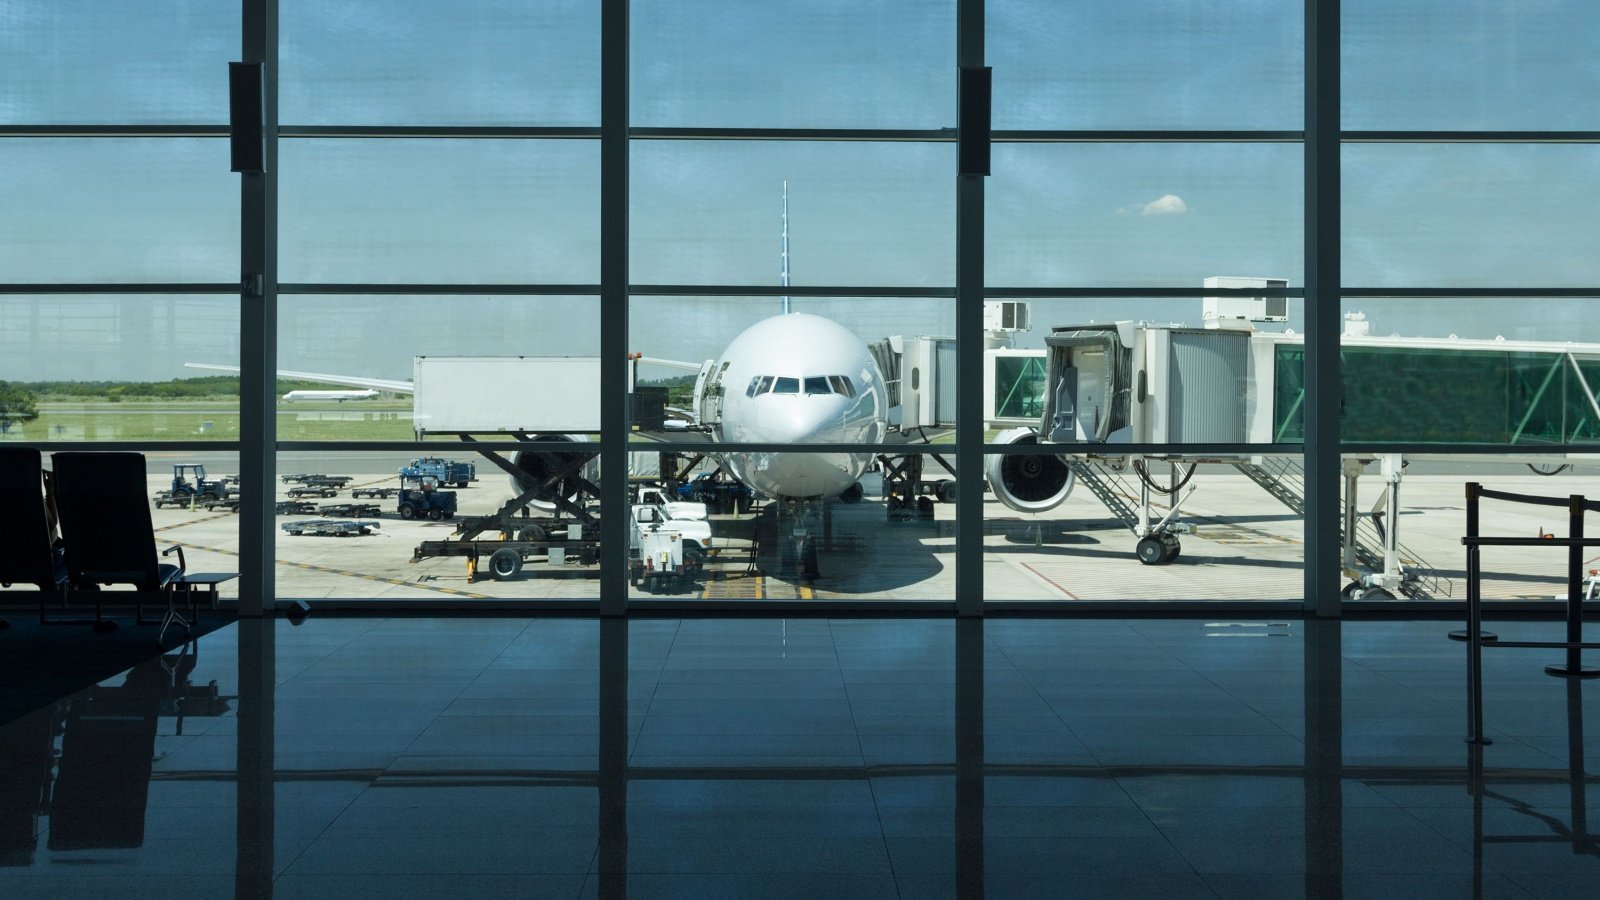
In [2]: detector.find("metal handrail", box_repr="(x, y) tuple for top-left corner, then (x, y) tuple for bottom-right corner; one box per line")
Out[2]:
(1461, 483), (1599, 746)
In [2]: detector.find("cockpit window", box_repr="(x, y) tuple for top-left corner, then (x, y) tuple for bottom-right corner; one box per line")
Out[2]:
(746, 377), (761, 398)
(772, 377), (799, 394)
(828, 375), (856, 398)
(804, 376), (831, 395)
(746, 375), (775, 398)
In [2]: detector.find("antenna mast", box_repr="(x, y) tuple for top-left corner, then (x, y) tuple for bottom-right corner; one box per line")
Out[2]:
(780, 180), (791, 315)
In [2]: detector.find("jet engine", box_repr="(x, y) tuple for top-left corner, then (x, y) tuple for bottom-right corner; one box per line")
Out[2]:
(984, 427), (1074, 513)
(507, 434), (600, 513)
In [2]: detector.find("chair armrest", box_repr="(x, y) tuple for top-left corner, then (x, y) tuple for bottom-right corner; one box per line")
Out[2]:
(161, 544), (188, 573)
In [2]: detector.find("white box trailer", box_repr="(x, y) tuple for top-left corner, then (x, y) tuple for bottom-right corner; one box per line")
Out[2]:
(412, 356), (602, 435)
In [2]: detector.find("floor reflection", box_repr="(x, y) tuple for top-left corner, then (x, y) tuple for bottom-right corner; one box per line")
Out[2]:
(0, 616), (1593, 898)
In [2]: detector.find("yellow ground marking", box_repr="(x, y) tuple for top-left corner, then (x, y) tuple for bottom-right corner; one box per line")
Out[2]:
(157, 540), (492, 600)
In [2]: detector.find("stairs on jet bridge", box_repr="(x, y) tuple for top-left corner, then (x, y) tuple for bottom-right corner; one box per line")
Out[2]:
(1064, 459), (1141, 533)
(1233, 458), (1451, 600)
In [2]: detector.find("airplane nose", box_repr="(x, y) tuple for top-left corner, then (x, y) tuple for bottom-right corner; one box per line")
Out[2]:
(759, 396), (849, 444)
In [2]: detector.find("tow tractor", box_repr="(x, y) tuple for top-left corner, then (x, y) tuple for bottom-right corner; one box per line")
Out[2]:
(396, 474), (458, 521)
(153, 463), (234, 508)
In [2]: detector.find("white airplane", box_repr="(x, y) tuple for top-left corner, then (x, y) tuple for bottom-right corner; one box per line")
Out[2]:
(188, 311), (891, 504)
(281, 388), (379, 402)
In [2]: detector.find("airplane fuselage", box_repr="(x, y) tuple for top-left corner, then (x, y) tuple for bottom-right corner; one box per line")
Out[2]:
(703, 313), (888, 500)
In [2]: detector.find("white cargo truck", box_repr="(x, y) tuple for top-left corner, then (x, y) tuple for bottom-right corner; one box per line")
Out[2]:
(412, 356), (602, 436)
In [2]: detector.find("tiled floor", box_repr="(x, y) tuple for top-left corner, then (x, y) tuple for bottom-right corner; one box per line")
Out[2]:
(0, 616), (1597, 898)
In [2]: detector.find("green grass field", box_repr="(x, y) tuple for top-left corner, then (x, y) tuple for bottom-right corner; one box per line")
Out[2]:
(3, 400), (419, 442)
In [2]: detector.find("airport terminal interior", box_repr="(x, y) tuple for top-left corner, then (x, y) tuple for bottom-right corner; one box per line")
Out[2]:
(3, 1), (1600, 897)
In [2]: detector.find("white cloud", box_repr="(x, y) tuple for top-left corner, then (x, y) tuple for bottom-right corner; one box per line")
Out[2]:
(1140, 194), (1189, 216)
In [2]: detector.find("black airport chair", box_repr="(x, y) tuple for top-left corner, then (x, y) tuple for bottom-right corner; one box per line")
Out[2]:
(0, 447), (111, 630)
(52, 452), (188, 642)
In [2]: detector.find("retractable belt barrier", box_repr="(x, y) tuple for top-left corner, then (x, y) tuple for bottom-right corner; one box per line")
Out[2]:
(1461, 483), (1600, 746)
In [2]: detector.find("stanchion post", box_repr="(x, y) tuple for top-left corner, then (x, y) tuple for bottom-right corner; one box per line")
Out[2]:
(1465, 483), (1490, 745)
(1545, 495), (1599, 678)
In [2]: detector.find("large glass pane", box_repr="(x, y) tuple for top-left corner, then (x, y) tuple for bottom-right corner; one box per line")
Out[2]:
(275, 450), (601, 602)
(276, 295), (599, 442)
(0, 139), (238, 283)
(629, 294), (952, 443)
(1343, 143), (1600, 287)
(1304, 299), (1600, 447)
(986, 297), (1304, 447)
(0, 1), (238, 124)
(280, 0), (600, 126)
(983, 451), (1304, 601)
(1343, 0), (1600, 130)
(279, 139), (600, 284)
(987, 143), (1302, 287)
(990, 0), (1303, 130)
(626, 452), (955, 602)
(0, 296), (238, 442)
(630, 141), (954, 287)
(0, 449), (242, 606)
(631, 0), (954, 129)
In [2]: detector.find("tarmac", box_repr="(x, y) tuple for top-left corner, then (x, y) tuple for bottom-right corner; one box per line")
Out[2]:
(6, 452), (1584, 606)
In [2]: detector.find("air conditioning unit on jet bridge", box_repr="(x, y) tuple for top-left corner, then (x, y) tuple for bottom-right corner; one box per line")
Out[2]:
(1203, 276), (1289, 329)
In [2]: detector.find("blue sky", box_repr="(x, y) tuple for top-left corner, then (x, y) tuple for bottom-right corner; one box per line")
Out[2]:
(3, 1), (1599, 381)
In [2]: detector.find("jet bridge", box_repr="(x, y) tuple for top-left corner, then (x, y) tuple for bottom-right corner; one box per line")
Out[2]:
(1032, 316), (1600, 596)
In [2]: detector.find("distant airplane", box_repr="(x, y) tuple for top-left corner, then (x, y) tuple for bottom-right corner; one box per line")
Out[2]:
(281, 389), (380, 402)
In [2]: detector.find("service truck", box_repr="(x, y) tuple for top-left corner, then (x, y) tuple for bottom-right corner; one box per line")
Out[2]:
(400, 457), (477, 488)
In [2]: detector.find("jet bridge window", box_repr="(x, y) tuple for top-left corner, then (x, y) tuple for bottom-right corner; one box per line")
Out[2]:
(772, 377), (800, 394)
(805, 376), (832, 395)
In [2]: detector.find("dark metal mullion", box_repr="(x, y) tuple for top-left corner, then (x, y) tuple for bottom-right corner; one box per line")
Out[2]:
(0, 284), (240, 294)
(629, 284), (956, 298)
(955, 0), (983, 619)
(279, 125), (598, 139)
(237, 0), (278, 621)
(0, 125), (229, 137)
(980, 443), (1305, 456)
(278, 440), (594, 453)
(0, 441), (244, 452)
(1344, 131), (1600, 143)
(278, 283), (600, 295)
(985, 286), (1304, 298)
(1342, 443), (1600, 456)
(629, 127), (954, 141)
(994, 130), (1303, 142)
(1343, 288), (1600, 299)
(599, 0), (629, 617)
(1304, 0), (1340, 618)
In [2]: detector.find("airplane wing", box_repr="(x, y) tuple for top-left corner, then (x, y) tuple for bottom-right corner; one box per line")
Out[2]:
(185, 363), (414, 394)
(637, 356), (706, 373)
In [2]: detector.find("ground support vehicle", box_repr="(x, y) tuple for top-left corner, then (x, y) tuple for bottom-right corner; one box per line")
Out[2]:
(875, 453), (955, 520)
(203, 497), (242, 513)
(401, 457), (477, 488)
(281, 473), (352, 488)
(396, 475), (458, 521)
(318, 502), (382, 518)
(161, 463), (233, 505)
(281, 519), (379, 537)
(633, 529), (688, 593)
(674, 470), (755, 514)
(275, 500), (316, 515)
(350, 485), (401, 499)
(411, 445), (604, 582)
(286, 485), (339, 499)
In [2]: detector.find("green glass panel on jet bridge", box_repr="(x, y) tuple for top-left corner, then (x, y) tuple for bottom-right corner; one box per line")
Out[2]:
(1273, 345), (1600, 445)
(993, 356), (1048, 420)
